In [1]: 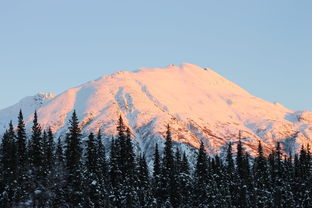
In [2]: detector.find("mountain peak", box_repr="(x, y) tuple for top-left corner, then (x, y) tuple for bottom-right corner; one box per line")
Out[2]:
(34, 92), (56, 102)
(137, 63), (205, 73)
(0, 63), (311, 157)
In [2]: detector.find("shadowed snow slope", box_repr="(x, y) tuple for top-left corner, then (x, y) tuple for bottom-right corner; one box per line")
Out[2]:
(0, 63), (311, 157)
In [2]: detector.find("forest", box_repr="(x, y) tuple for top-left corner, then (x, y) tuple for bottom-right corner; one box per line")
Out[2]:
(0, 110), (311, 208)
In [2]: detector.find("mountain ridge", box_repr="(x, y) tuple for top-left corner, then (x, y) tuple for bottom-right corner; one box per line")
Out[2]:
(0, 63), (311, 158)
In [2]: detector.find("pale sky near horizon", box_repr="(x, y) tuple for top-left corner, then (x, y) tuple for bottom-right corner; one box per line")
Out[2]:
(0, 0), (311, 111)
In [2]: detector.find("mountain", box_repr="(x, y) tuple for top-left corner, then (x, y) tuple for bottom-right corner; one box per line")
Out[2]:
(0, 63), (311, 158)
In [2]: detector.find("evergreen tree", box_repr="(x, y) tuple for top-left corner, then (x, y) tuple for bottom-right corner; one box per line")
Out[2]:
(268, 142), (286, 208)
(86, 132), (97, 174)
(236, 137), (250, 207)
(55, 137), (65, 166)
(177, 152), (192, 208)
(42, 130), (48, 165)
(194, 141), (208, 207)
(52, 137), (67, 207)
(117, 116), (126, 176)
(96, 129), (107, 180)
(2, 109), (312, 207)
(209, 155), (226, 207)
(181, 152), (190, 175)
(30, 111), (45, 190)
(109, 116), (137, 207)
(171, 147), (181, 207)
(29, 111), (47, 208)
(15, 110), (29, 204)
(123, 127), (137, 208)
(109, 137), (123, 207)
(0, 121), (17, 207)
(137, 154), (151, 207)
(296, 145), (312, 207)
(40, 128), (55, 208)
(225, 142), (238, 207)
(46, 127), (55, 175)
(236, 138), (246, 179)
(253, 140), (270, 207)
(282, 153), (296, 208)
(160, 124), (175, 207)
(152, 143), (162, 207)
(85, 132), (100, 207)
(16, 110), (27, 166)
(95, 129), (110, 207)
(226, 142), (234, 172)
(30, 111), (43, 164)
(65, 110), (84, 207)
(125, 127), (135, 179)
(175, 147), (182, 174)
(153, 143), (161, 178)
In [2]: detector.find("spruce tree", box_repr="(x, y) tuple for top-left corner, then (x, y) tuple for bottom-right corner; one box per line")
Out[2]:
(194, 141), (208, 207)
(0, 131), (10, 207)
(236, 137), (251, 207)
(96, 129), (107, 180)
(117, 116), (126, 176)
(236, 138), (245, 179)
(42, 130), (48, 166)
(109, 116), (132, 207)
(29, 111), (47, 208)
(30, 111), (44, 177)
(46, 127), (55, 175)
(86, 132), (97, 174)
(153, 143), (161, 178)
(109, 137), (122, 207)
(137, 154), (151, 207)
(85, 132), (100, 207)
(175, 147), (181, 173)
(55, 137), (65, 167)
(296, 145), (312, 207)
(65, 110), (84, 207)
(0, 122), (17, 207)
(125, 127), (135, 180)
(123, 127), (137, 208)
(177, 152), (192, 208)
(6, 121), (17, 178)
(266, 142), (290, 208)
(152, 143), (162, 206)
(181, 152), (189, 175)
(52, 137), (67, 207)
(15, 110), (29, 204)
(226, 142), (234, 172)
(160, 124), (175, 207)
(95, 129), (110, 207)
(171, 147), (182, 207)
(16, 110), (27, 166)
(253, 141), (270, 207)
(225, 142), (237, 206)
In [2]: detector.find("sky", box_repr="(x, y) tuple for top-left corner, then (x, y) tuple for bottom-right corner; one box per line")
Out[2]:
(0, 0), (311, 111)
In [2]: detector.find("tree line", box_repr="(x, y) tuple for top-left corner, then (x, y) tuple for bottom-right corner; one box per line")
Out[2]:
(0, 110), (312, 207)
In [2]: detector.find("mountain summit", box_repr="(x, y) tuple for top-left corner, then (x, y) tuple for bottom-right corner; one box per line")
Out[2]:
(0, 63), (311, 156)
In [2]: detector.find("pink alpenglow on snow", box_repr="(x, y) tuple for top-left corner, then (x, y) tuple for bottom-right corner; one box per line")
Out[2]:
(0, 63), (311, 157)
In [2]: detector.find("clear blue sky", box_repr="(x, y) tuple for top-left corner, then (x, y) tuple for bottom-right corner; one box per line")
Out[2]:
(0, 0), (311, 111)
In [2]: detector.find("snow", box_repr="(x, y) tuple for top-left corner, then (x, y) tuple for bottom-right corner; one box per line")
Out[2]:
(0, 63), (311, 157)
(34, 189), (42, 195)
(0, 92), (55, 133)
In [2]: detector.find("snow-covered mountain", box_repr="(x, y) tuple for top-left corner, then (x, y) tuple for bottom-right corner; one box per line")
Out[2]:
(0, 63), (311, 158)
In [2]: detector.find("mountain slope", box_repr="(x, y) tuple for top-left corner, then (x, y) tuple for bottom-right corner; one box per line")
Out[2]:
(0, 63), (311, 157)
